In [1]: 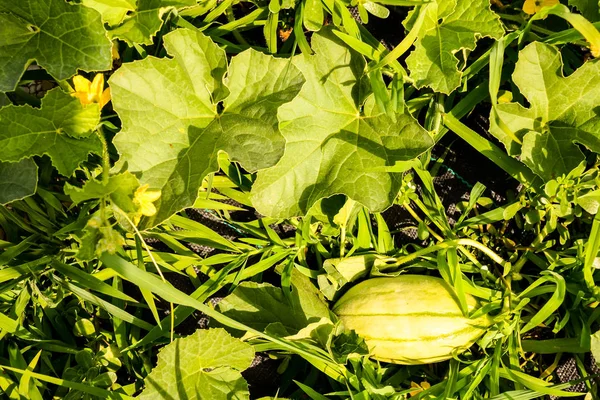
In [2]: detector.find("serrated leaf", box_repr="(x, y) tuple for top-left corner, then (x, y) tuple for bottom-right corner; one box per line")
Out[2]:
(569, 0), (600, 22)
(0, 0), (112, 91)
(106, 0), (196, 45)
(110, 27), (304, 228)
(0, 159), (38, 205)
(138, 328), (254, 400)
(0, 88), (101, 176)
(218, 269), (330, 333)
(252, 28), (433, 217)
(404, 0), (504, 94)
(490, 42), (600, 181)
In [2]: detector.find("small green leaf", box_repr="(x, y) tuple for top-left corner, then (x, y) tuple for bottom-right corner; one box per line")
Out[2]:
(91, 372), (117, 388)
(578, 190), (600, 215)
(107, 0), (196, 45)
(0, 0), (112, 91)
(138, 328), (254, 400)
(417, 219), (430, 240)
(65, 171), (140, 212)
(73, 318), (96, 337)
(363, 2), (390, 19)
(304, 0), (324, 31)
(218, 269), (330, 333)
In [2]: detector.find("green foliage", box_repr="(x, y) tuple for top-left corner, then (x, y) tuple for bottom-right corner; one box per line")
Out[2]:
(253, 29), (433, 217)
(404, 0), (504, 93)
(1, 0), (600, 398)
(138, 328), (254, 400)
(569, 0), (600, 21)
(0, 159), (38, 205)
(0, 0), (112, 91)
(218, 268), (330, 333)
(491, 42), (600, 181)
(107, 0), (196, 45)
(110, 27), (304, 228)
(0, 88), (101, 176)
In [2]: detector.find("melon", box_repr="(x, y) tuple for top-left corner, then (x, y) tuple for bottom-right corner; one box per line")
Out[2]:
(333, 275), (492, 364)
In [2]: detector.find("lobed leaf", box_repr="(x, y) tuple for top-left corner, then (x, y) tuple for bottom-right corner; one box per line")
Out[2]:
(110, 27), (304, 228)
(0, 0), (112, 91)
(138, 328), (254, 400)
(490, 42), (600, 181)
(404, 0), (504, 94)
(0, 88), (101, 176)
(252, 28), (434, 217)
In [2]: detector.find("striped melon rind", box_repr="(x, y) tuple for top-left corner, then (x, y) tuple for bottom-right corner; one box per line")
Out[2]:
(333, 275), (492, 364)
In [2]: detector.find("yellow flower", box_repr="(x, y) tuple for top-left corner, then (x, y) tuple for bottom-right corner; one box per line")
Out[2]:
(523, 0), (559, 15)
(409, 381), (431, 397)
(71, 73), (111, 109)
(132, 184), (161, 225)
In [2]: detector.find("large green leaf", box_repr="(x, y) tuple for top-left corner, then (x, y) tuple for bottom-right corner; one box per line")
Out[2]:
(218, 268), (330, 333)
(252, 29), (433, 218)
(0, 159), (38, 205)
(104, 0), (196, 45)
(404, 0), (504, 94)
(490, 42), (600, 181)
(138, 328), (254, 400)
(109, 27), (304, 228)
(0, 0), (112, 91)
(0, 88), (101, 176)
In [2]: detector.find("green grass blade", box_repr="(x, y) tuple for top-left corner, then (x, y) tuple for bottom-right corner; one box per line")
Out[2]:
(55, 277), (154, 331)
(519, 271), (566, 334)
(443, 113), (541, 191)
(0, 365), (133, 399)
(52, 261), (136, 302)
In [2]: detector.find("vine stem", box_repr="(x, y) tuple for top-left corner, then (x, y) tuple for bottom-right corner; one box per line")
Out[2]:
(96, 126), (110, 225)
(391, 238), (508, 269)
(96, 126), (110, 186)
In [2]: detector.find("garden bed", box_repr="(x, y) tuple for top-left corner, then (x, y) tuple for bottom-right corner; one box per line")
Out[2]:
(1, 0), (600, 399)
